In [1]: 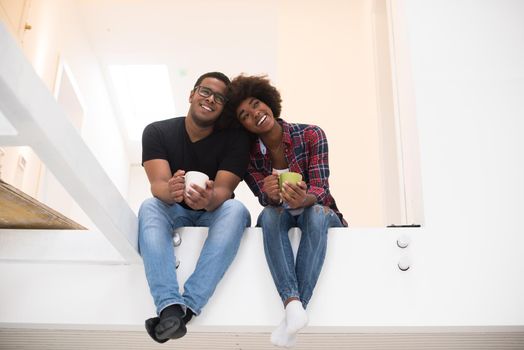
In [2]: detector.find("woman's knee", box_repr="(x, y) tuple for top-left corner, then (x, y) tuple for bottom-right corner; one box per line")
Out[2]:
(258, 206), (283, 225)
(300, 205), (333, 233)
(257, 207), (295, 235)
(303, 205), (331, 220)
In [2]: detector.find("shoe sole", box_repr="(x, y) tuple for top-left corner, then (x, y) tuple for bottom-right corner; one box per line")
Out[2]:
(155, 315), (187, 340)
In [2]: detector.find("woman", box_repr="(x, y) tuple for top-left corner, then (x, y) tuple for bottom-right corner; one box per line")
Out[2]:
(226, 75), (347, 348)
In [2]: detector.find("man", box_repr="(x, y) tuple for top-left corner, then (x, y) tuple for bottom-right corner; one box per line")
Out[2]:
(138, 72), (251, 343)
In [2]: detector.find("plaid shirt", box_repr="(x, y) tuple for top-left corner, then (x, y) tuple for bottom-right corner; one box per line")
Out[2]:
(244, 119), (347, 225)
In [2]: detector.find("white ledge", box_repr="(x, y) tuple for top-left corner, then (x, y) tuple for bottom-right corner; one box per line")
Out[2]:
(3, 226), (523, 330)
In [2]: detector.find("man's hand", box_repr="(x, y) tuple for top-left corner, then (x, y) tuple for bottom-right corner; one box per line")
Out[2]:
(282, 181), (308, 209)
(167, 170), (186, 203)
(262, 171), (281, 204)
(184, 180), (214, 210)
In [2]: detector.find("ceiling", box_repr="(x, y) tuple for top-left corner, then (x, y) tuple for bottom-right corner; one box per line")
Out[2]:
(76, 0), (280, 163)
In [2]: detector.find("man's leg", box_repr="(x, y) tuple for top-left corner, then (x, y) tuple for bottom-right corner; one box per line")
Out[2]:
(138, 198), (194, 341)
(139, 197), (193, 313)
(182, 199), (250, 315)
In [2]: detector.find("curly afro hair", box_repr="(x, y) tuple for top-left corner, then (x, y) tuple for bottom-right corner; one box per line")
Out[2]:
(220, 74), (282, 130)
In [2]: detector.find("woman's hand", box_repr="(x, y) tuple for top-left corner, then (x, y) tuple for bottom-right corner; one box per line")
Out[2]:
(282, 181), (308, 209)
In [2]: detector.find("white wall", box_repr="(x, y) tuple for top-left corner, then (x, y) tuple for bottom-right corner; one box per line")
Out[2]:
(276, 0), (386, 227)
(405, 0), (524, 235)
(125, 0), (401, 227)
(122, 0), (397, 227)
(402, 0), (524, 320)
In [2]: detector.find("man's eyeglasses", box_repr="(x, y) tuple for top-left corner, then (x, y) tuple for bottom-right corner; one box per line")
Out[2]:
(194, 85), (228, 105)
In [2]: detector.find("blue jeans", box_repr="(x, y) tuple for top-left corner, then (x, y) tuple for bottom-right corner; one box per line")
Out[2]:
(138, 197), (250, 316)
(257, 204), (343, 309)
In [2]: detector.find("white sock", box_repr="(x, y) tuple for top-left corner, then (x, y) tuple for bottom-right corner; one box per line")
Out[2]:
(285, 300), (309, 335)
(270, 318), (297, 348)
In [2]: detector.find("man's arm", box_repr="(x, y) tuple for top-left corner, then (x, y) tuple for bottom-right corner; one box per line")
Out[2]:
(185, 170), (241, 211)
(143, 159), (184, 205)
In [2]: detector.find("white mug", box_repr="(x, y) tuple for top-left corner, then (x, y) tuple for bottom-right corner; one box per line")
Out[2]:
(184, 171), (209, 194)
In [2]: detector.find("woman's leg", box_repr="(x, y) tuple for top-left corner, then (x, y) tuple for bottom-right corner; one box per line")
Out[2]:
(258, 206), (298, 304)
(296, 205), (342, 309)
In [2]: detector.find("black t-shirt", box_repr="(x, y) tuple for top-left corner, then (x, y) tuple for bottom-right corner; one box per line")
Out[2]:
(142, 117), (250, 208)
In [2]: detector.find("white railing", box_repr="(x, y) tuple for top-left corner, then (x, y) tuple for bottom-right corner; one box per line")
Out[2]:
(0, 23), (140, 263)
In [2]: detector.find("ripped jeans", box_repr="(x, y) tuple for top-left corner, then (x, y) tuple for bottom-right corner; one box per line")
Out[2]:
(257, 204), (343, 309)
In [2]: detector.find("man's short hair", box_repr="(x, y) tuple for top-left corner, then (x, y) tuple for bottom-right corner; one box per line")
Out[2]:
(194, 72), (231, 88)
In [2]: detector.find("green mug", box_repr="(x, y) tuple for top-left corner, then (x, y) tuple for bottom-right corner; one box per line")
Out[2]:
(279, 171), (303, 190)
